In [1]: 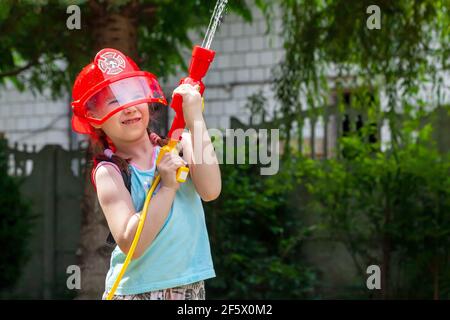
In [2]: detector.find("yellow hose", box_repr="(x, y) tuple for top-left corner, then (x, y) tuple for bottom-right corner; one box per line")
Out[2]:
(106, 138), (187, 300)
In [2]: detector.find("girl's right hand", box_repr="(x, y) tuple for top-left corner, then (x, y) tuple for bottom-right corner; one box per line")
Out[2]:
(157, 151), (186, 190)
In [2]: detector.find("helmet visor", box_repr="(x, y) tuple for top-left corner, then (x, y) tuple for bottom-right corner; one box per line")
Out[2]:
(85, 75), (167, 123)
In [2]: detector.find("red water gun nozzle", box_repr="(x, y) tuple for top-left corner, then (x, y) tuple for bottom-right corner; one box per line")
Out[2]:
(189, 46), (216, 84)
(168, 46), (216, 140)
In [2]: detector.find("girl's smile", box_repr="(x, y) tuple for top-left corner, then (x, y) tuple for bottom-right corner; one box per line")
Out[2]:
(121, 116), (142, 125)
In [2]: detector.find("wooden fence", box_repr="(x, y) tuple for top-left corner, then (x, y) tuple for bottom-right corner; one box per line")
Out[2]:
(3, 141), (87, 299)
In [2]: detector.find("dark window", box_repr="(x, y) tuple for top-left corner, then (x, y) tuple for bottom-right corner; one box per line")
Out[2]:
(340, 91), (378, 145)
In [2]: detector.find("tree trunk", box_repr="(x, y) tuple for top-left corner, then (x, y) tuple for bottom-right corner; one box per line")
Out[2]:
(76, 1), (139, 300)
(76, 149), (114, 300)
(91, 14), (138, 60)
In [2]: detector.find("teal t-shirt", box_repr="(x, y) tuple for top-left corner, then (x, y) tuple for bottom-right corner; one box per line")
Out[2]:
(104, 145), (216, 295)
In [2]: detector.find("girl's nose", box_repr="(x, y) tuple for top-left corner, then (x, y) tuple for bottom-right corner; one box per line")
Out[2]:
(124, 106), (137, 114)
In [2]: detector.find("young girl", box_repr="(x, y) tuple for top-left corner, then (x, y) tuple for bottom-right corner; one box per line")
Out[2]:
(71, 48), (221, 300)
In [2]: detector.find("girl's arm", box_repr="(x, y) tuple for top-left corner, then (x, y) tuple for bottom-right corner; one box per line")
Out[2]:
(181, 123), (221, 202)
(173, 83), (221, 202)
(95, 152), (184, 259)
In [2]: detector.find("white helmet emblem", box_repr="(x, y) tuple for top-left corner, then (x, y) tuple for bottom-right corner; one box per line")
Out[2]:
(98, 52), (126, 75)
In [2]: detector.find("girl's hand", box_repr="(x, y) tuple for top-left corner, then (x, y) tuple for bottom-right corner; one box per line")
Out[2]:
(172, 83), (203, 128)
(157, 151), (186, 190)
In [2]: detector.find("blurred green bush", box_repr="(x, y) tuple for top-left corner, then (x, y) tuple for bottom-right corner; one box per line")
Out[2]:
(204, 148), (319, 299)
(0, 136), (34, 292)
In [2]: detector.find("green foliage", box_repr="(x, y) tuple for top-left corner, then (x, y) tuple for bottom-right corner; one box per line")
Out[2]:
(278, 0), (448, 89)
(0, 0), (254, 98)
(273, 0), (449, 149)
(208, 87), (450, 298)
(267, 0), (450, 299)
(290, 110), (450, 298)
(204, 143), (318, 299)
(0, 137), (34, 291)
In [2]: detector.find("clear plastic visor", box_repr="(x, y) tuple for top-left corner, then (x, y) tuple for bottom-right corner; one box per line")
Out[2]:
(85, 76), (166, 121)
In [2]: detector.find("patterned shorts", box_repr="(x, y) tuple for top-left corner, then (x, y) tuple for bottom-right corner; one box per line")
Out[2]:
(102, 281), (205, 300)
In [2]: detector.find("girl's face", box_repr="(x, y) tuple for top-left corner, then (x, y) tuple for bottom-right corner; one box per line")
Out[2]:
(104, 103), (150, 141)
(88, 79), (150, 141)
(88, 95), (151, 143)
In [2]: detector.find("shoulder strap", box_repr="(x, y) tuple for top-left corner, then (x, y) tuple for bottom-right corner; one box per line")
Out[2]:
(120, 168), (132, 193)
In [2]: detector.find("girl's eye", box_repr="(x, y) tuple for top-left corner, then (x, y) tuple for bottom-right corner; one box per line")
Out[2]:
(107, 99), (119, 106)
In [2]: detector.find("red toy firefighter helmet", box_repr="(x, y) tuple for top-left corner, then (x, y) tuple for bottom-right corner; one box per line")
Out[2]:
(71, 48), (168, 134)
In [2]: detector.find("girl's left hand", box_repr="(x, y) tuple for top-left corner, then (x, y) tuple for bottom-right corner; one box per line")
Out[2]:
(172, 83), (203, 128)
